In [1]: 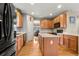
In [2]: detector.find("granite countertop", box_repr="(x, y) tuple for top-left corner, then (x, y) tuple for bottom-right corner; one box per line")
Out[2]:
(39, 33), (59, 38)
(16, 32), (26, 36)
(63, 33), (79, 36)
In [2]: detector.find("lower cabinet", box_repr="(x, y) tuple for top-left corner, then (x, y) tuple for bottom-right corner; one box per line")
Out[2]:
(38, 35), (44, 54)
(38, 35), (59, 56)
(63, 35), (69, 48)
(16, 34), (24, 55)
(43, 37), (59, 56)
(63, 35), (78, 53)
(59, 35), (64, 45)
(69, 36), (78, 52)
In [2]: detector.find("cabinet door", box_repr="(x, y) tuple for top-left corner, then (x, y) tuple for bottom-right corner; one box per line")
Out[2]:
(69, 36), (78, 52)
(47, 20), (53, 28)
(54, 18), (57, 23)
(44, 37), (59, 56)
(16, 36), (21, 54)
(40, 19), (47, 28)
(60, 13), (67, 28)
(40, 19), (53, 28)
(59, 35), (64, 45)
(38, 35), (44, 55)
(52, 20), (54, 28)
(63, 35), (69, 48)
(17, 11), (23, 28)
(56, 16), (60, 23)
(20, 35), (23, 48)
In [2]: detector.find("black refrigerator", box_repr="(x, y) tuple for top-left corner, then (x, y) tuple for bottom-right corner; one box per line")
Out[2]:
(0, 3), (16, 56)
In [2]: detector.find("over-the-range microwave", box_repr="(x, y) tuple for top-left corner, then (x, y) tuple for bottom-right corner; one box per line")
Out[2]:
(54, 22), (60, 28)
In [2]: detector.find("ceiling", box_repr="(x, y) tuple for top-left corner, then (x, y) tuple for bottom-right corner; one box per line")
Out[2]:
(13, 3), (79, 18)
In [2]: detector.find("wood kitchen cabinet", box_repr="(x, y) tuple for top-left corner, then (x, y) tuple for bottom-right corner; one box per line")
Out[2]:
(38, 34), (44, 54)
(16, 34), (25, 55)
(43, 37), (59, 56)
(59, 13), (67, 28)
(63, 35), (69, 48)
(54, 16), (60, 23)
(68, 36), (78, 52)
(38, 34), (59, 56)
(16, 10), (23, 28)
(40, 18), (54, 29)
(53, 12), (67, 28)
(59, 35), (64, 45)
(63, 34), (78, 53)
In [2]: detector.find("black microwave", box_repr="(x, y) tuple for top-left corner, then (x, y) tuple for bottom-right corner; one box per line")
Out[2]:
(54, 22), (60, 28)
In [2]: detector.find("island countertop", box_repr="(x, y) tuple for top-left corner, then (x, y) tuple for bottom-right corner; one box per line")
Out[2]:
(39, 33), (59, 38)
(16, 32), (26, 37)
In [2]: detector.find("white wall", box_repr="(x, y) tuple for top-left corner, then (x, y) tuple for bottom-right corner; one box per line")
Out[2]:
(77, 16), (79, 35)
(26, 15), (34, 42)
(63, 11), (78, 35)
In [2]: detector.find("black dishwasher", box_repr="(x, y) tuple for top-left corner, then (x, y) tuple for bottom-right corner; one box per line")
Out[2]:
(0, 3), (16, 56)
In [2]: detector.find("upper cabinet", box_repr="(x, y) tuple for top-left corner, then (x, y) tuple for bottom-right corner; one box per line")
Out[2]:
(59, 13), (67, 28)
(16, 9), (23, 28)
(54, 12), (67, 28)
(54, 16), (60, 23)
(40, 12), (67, 29)
(40, 18), (54, 29)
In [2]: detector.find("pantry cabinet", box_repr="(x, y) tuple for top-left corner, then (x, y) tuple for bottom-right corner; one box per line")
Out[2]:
(40, 19), (54, 29)
(16, 10), (23, 28)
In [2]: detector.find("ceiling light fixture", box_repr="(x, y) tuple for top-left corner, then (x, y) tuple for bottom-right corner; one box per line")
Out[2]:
(57, 4), (62, 8)
(30, 3), (35, 5)
(31, 12), (34, 15)
(49, 13), (53, 16)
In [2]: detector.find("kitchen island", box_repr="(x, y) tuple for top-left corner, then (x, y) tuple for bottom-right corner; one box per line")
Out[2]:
(38, 33), (59, 56)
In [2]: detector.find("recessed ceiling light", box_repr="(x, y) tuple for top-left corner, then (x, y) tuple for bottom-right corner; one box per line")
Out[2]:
(31, 12), (34, 15)
(30, 3), (35, 5)
(49, 13), (53, 16)
(57, 4), (62, 8)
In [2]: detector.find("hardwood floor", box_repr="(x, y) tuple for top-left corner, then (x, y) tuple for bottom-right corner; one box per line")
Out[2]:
(17, 37), (77, 56)
(58, 46), (77, 56)
(17, 37), (42, 56)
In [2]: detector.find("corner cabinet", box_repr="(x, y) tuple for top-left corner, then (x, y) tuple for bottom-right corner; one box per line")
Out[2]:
(16, 10), (23, 28)
(40, 19), (54, 29)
